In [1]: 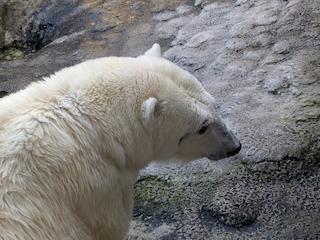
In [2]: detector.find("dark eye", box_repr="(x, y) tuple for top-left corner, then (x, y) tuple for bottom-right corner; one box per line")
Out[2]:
(198, 126), (208, 134)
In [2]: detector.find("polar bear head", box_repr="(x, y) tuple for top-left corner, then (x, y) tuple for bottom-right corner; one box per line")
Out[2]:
(140, 44), (241, 162)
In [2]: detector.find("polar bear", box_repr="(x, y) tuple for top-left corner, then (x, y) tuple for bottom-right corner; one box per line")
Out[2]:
(0, 44), (241, 239)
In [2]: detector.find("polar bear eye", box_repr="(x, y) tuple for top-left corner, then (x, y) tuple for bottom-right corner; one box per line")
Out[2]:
(198, 126), (208, 135)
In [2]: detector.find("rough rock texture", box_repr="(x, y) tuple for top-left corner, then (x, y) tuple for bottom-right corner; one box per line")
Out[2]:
(0, 0), (189, 89)
(1, 0), (46, 45)
(1, 0), (320, 239)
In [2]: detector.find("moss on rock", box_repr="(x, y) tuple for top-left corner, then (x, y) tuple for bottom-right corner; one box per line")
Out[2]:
(133, 174), (190, 220)
(0, 44), (27, 60)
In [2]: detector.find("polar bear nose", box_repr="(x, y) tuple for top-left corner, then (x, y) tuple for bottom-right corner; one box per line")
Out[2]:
(227, 143), (241, 157)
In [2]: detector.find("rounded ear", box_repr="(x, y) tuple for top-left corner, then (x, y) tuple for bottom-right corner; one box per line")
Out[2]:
(141, 98), (168, 126)
(141, 97), (158, 125)
(144, 43), (161, 58)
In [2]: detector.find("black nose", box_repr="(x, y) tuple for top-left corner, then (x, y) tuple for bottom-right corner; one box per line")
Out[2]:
(227, 143), (241, 157)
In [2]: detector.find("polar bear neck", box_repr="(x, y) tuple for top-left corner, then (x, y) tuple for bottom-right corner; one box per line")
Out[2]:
(0, 53), (223, 238)
(0, 56), (211, 170)
(0, 60), (155, 231)
(0, 57), (162, 170)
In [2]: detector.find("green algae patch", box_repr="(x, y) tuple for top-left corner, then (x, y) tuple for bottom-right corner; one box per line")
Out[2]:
(302, 53), (320, 83)
(0, 44), (27, 60)
(132, 166), (226, 225)
(133, 174), (191, 219)
(134, 175), (174, 204)
(279, 85), (320, 124)
(295, 97), (320, 122)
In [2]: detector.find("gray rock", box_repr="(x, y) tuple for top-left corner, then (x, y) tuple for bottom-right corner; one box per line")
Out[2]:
(130, 0), (320, 238)
(0, 0), (46, 48)
(1, 0), (320, 239)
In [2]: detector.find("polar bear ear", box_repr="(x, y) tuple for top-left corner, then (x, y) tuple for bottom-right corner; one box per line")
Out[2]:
(144, 43), (161, 58)
(141, 98), (168, 126)
(141, 98), (158, 125)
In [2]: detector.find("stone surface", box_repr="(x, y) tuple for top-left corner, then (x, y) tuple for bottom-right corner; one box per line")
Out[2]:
(0, 0), (192, 90)
(1, 0), (320, 239)
(0, 0), (45, 48)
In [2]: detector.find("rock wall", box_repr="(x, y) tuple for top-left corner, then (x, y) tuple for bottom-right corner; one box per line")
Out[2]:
(0, 0), (320, 239)
(0, 0), (46, 47)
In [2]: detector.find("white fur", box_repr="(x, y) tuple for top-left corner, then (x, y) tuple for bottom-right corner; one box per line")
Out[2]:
(143, 43), (161, 57)
(0, 44), (240, 239)
(141, 97), (158, 125)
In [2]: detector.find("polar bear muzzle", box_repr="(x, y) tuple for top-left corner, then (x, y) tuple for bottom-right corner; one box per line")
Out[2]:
(227, 142), (242, 157)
